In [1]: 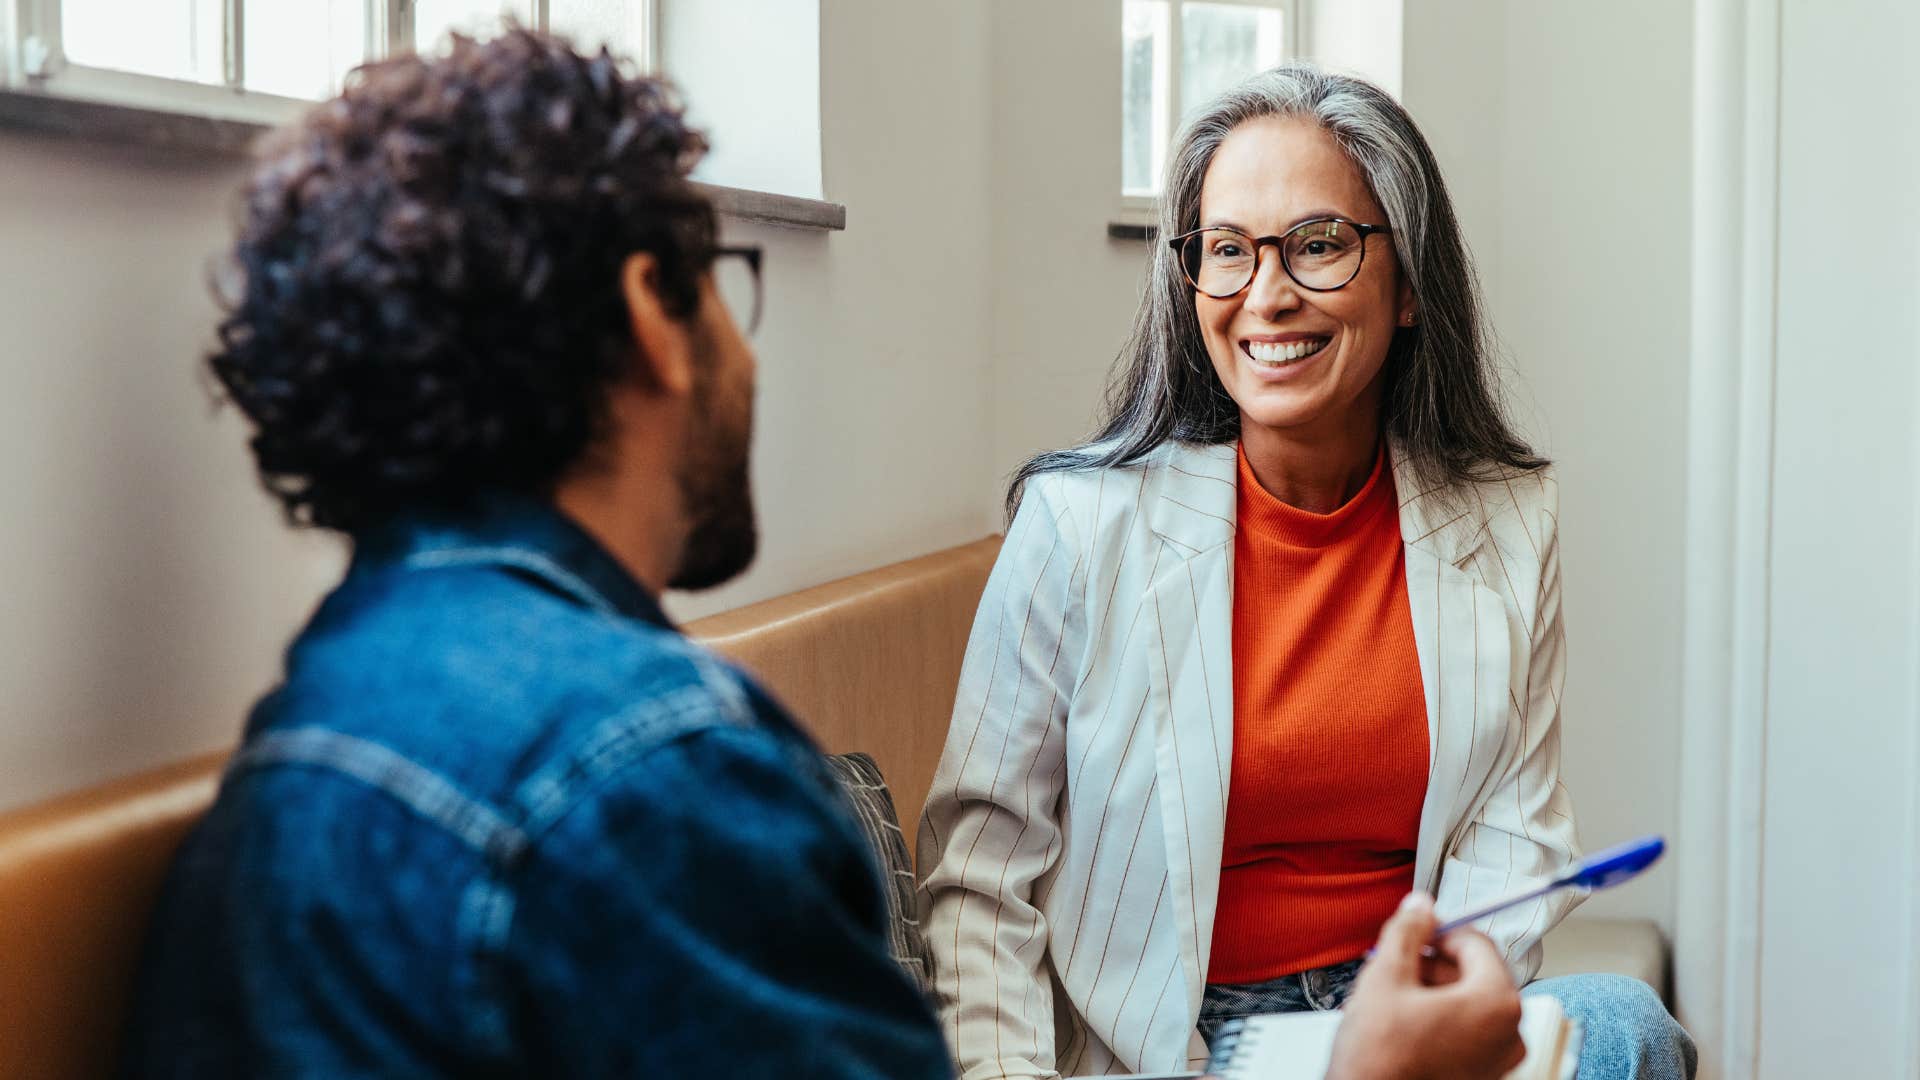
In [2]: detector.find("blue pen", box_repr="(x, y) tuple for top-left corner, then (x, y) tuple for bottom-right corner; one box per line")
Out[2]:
(1370, 835), (1666, 958)
(1435, 835), (1665, 938)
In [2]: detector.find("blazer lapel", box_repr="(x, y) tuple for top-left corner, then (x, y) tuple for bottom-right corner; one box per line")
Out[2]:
(1126, 439), (1517, 1033)
(1392, 444), (1513, 893)
(1141, 441), (1237, 1023)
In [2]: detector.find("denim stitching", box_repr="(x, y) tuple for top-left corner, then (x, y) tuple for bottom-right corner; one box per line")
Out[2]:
(687, 651), (756, 724)
(515, 679), (753, 835)
(456, 877), (519, 1056)
(229, 649), (763, 1062)
(232, 728), (531, 1063)
(233, 728), (528, 867)
(401, 547), (618, 618)
(507, 629), (757, 825)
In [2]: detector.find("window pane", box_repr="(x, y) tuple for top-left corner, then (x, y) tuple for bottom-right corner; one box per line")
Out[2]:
(63, 0), (225, 85)
(549, 0), (650, 62)
(413, 0), (532, 54)
(1121, 0), (1170, 198)
(243, 0), (368, 100)
(1180, 2), (1286, 123)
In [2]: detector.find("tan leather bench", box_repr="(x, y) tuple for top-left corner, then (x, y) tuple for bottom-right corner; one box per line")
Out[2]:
(0, 533), (1663, 1077)
(688, 536), (1003, 840)
(0, 753), (228, 1080)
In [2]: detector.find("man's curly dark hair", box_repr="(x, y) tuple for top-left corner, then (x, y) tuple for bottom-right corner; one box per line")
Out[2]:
(211, 28), (716, 533)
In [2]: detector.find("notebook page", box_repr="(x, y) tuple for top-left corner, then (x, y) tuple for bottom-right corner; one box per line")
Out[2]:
(1205, 994), (1579, 1080)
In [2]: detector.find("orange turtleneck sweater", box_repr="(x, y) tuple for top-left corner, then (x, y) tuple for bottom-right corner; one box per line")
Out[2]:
(1208, 442), (1430, 984)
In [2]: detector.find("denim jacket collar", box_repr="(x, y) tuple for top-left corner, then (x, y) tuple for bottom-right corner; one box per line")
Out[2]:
(352, 492), (671, 630)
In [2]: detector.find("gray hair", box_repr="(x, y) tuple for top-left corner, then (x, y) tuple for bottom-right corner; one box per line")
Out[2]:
(1007, 62), (1540, 518)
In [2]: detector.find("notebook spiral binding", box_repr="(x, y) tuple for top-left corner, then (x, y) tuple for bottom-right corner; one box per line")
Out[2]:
(1205, 1018), (1262, 1079)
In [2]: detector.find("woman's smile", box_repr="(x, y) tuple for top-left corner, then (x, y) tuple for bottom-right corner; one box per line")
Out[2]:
(1241, 332), (1334, 376)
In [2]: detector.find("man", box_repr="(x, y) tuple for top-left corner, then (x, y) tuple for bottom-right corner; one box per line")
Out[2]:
(124, 29), (1529, 1079)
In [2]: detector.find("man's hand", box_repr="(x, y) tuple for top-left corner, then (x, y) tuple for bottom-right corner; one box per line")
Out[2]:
(1323, 893), (1526, 1080)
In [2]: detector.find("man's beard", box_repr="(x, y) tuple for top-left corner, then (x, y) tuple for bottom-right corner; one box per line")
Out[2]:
(667, 347), (758, 591)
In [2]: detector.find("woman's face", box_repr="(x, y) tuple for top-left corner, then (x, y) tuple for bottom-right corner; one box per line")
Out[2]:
(1192, 115), (1414, 445)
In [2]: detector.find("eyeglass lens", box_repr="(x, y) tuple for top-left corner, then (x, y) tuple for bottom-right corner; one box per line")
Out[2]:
(713, 253), (763, 335)
(1180, 220), (1368, 295)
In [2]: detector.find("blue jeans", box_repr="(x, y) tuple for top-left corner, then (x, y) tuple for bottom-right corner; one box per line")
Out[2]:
(1200, 964), (1697, 1079)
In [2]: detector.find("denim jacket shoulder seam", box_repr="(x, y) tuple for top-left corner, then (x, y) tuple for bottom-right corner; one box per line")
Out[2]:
(511, 646), (760, 839)
(231, 728), (529, 865)
(228, 728), (527, 1061)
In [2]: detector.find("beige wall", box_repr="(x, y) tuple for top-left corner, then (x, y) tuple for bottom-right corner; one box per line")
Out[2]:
(0, 0), (995, 809)
(987, 0), (1147, 503)
(0, 135), (347, 811)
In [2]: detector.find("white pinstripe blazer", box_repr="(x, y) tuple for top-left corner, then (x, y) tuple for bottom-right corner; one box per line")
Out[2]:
(916, 439), (1583, 1079)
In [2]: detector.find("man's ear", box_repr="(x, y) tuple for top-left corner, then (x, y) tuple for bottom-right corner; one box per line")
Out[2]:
(621, 252), (697, 397)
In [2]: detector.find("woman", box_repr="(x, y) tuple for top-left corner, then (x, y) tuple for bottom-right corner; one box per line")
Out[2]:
(917, 65), (1694, 1079)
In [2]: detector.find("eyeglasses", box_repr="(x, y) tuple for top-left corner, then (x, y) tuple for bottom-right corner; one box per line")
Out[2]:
(1167, 218), (1393, 297)
(712, 245), (765, 335)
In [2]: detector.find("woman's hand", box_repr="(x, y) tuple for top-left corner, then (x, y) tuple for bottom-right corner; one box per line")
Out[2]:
(1324, 893), (1526, 1080)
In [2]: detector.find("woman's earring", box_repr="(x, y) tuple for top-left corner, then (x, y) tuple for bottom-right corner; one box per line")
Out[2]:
(1401, 312), (1417, 327)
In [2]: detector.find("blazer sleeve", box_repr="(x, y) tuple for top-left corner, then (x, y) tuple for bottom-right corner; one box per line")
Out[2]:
(1435, 473), (1584, 986)
(916, 475), (1087, 1080)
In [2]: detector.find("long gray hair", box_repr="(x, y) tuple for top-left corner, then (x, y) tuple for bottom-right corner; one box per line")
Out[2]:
(1007, 63), (1541, 518)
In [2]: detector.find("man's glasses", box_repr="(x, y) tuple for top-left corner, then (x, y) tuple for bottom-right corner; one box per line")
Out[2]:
(713, 245), (764, 335)
(1167, 218), (1393, 297)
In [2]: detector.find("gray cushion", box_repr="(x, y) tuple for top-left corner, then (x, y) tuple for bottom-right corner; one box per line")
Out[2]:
(824, 752), (934, 994)
(1538, 917), (1670, 1002)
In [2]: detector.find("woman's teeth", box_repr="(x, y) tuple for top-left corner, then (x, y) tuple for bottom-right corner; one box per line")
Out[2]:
(1246, 338), (1330, 366)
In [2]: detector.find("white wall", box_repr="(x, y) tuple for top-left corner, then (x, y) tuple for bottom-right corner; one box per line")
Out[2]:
(0, 0), (994, 809)
(667, 0), (995, 623)
(987, 0), (1146, 500)
(1401, 1), (1693, 934)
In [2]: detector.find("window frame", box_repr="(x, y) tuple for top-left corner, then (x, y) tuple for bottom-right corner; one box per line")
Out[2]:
(1118, 0), (1300, 223)
(2, 0), (659, 128)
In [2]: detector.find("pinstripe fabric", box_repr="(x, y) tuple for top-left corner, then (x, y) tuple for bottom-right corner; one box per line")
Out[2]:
(916, 440), (1582, 1079)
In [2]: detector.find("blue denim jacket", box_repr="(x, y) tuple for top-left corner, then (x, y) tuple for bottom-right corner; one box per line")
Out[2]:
(121, 497), (953, 1079)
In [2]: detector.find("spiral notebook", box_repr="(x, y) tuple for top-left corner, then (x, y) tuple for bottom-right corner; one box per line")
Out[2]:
(1200, 994), (1581, 1080)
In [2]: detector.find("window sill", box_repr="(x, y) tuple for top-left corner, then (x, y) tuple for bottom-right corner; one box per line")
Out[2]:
(0, 88), (847, 232)
(1107, 222), (1158, 241)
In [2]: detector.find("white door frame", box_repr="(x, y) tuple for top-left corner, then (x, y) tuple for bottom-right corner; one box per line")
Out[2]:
(1674, 0), (1779, 1076)
(1909, 178), (1920, 1080)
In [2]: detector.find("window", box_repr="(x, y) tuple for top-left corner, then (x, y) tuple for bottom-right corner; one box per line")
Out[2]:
(2, 0), (837, 223)
(1121, 0), (1294, 202)
(4, 0), (657, 127)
